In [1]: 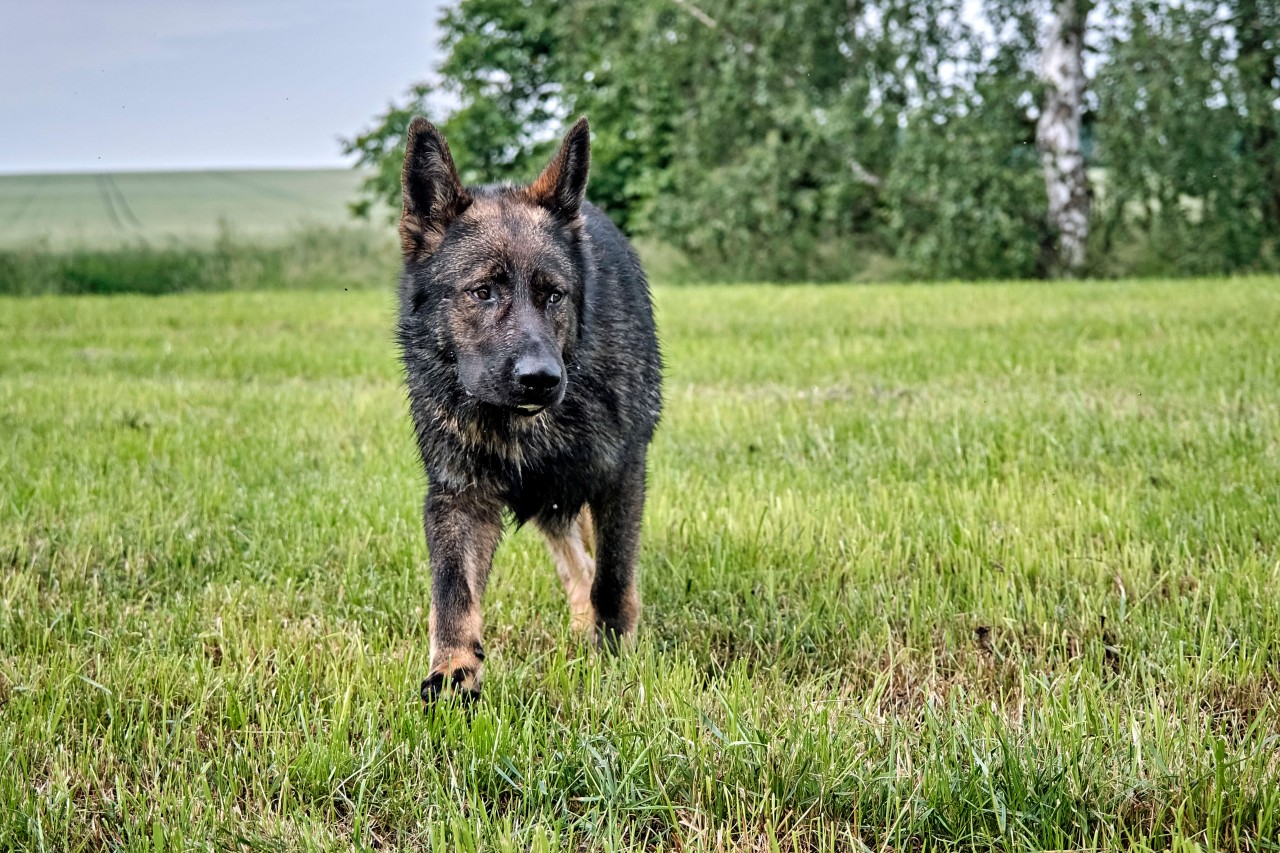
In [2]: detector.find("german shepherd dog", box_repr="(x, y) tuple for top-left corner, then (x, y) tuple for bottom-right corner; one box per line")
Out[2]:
(397, 117), (662, 703)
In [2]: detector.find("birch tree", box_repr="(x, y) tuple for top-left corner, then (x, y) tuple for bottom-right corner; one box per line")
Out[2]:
(1037, 0), (1092, 274)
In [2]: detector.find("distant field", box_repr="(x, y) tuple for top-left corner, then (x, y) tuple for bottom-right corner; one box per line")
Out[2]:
(2, 279), (1279, 849)
(0, 169), (382, 248)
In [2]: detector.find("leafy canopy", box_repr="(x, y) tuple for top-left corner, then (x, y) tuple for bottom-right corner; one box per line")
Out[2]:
(344, 0), (1280, 281)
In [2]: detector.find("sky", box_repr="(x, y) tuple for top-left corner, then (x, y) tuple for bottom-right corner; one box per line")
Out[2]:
(0, 0), (452, 173)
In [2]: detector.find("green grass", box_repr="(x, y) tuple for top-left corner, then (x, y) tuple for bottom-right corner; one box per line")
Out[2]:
(0, 229), (397, 297)
(2, 278), (1279, 851)
(0, 170), (379, 249)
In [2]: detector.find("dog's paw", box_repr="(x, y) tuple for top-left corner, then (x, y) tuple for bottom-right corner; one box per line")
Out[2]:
(420, 670), (481, 706)
(594, 622), (635, 655)
(421, 645), (485, 706)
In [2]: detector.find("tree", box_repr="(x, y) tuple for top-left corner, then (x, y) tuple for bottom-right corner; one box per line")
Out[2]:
(342, 0), (673, 234)
(883, 0), (1056, 280)
(1234, 0), (1280, 238)
(345, 0), (992, 281)
(1092, 0), (1280, 275)
(346, 0), (1280, 281)
(1036, 0), (1093, 274)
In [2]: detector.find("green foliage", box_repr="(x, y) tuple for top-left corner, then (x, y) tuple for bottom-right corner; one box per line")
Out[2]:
(1092, 0), (1280, 276)
(650, 111), (883, 281)
(887, 99), (1049, 278)
(886, 2), (1051, 280)
(436, 0), (567, 182)
(886, 113), (1047, 281)
(628, 0), (904, 280)
(4, 279), (1280, 847)
(347, 0), (1280, 282)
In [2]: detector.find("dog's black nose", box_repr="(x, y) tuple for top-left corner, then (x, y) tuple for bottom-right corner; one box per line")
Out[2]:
(514, 355), (562, 391)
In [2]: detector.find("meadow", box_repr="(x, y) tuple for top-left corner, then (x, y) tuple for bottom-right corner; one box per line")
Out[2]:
(0, 170), (372, 249)
(1, 277), (1279, 851)
(0, 170), (396, 299)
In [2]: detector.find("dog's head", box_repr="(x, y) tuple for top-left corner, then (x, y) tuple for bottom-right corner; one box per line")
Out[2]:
(399, 117), (591, 416)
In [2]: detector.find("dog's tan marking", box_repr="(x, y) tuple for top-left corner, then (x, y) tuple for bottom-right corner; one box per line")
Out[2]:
(579, 506), (596, 557)
(427, 609), (484, 692)
(543, 509), (597, 632)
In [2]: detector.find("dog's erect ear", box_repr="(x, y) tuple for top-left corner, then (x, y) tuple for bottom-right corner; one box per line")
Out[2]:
(527, 117), (590, 219)
(400, 117), (471, 261)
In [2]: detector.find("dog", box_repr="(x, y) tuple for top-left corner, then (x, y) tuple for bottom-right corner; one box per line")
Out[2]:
(396, 116), (663, 703)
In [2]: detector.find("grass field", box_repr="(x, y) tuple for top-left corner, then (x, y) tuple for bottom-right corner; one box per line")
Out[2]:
(0, 169), (398, 298)
(0, 170), (377, 249)
(2, 278), (1279, 850)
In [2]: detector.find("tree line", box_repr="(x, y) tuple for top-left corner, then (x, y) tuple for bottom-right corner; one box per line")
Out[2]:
(345, 0), (1280, 282)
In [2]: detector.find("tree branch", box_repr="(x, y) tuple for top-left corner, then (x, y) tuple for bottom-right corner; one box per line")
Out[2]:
(672, 0), (719, 30)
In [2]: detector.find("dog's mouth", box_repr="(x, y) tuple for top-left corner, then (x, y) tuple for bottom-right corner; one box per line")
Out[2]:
(507, 382), (566, 416)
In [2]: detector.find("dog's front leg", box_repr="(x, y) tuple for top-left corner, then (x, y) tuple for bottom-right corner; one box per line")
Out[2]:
(589, 456), (647, 651)
(421, 485), (502, 704)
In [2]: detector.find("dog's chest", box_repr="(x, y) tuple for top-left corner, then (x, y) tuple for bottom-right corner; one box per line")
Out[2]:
(502, 458), (596, 524)
(428, 411), (609, 521)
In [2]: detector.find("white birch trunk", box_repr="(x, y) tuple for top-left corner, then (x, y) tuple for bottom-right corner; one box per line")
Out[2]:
(1037, 0), (1091, 274)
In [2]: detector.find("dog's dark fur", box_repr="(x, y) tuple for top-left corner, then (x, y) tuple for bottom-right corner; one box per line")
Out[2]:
(396, 117), (662, 703)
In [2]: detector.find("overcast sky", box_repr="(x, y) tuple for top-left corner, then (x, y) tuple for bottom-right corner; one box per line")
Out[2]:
(0, 0), (452, 173)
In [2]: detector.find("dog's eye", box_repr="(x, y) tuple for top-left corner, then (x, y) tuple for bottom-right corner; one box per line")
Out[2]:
(547, 291), (565, 305)
(469, 286), (492, 302)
